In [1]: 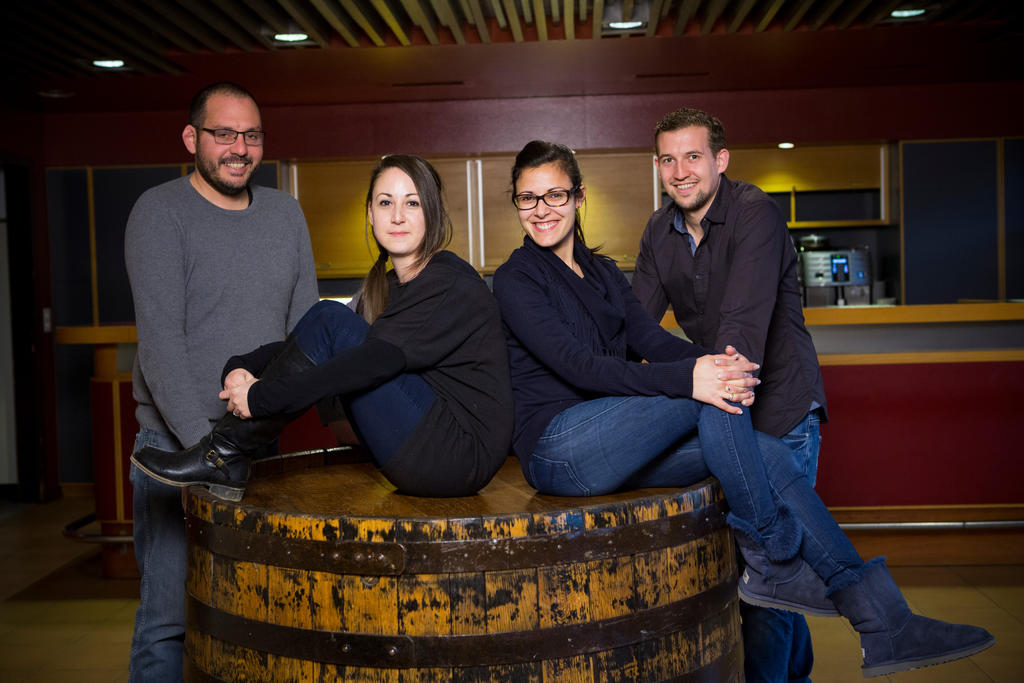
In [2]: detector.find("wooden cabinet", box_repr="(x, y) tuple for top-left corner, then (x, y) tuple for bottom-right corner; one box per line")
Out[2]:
(431, 158), (473, 266)
(727, 144), (891, 227)
(478, 155), (518, 271)
(297, 145), (902, 279)
(290, 159), (378, 278)
(52, 141), (1016, 313)
(572, 152), (658, 268)
(293, 157), (475, 278)
(478, 152), (657, 272)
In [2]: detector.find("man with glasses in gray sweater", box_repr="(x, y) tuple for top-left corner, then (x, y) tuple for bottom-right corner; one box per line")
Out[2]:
(124, 82), (318, 682)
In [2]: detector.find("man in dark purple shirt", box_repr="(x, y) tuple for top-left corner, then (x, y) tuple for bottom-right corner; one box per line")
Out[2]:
(632, 108), (827, 683)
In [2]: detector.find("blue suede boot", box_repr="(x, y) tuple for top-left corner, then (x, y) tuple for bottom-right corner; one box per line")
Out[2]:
(727, 500), (803, 563)
(735, 533), (839, 617)
(830, 558), (995, 677)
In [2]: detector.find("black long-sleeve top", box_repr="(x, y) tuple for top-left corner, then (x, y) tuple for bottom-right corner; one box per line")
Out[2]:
(632, 175), (827, 438)
(224, 251), (514, 496)
(493, 237), (709, 465)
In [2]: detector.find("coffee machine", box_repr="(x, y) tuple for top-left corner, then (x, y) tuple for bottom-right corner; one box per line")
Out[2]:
(797, 237), (871, 306)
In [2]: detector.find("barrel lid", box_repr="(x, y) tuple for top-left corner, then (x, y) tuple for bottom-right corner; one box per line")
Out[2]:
(198, 448), (707, 518)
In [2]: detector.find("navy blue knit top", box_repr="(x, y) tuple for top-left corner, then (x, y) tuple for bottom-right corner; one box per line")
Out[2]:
(493, 237), (710, 463)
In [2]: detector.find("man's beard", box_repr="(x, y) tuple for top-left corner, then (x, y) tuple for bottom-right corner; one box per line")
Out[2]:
(674, 188), (709, 212)
(196, 153), (258, 197)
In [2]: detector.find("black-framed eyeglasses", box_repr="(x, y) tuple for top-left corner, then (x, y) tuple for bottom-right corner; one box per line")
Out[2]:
(512, 187), (578, 210)
(201, 127), (265, 146)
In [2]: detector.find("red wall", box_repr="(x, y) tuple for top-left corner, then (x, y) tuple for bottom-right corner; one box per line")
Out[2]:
(815, 361), (1024, 507)
(33, 80), (1024, 167)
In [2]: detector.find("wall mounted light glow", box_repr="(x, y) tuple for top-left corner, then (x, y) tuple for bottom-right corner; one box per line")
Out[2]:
(891, 9), (926, 18)
(93, 59), (125, 68)
(778, 142), (795, 150)
(274, 32), (309, 42)
(37, 89), (76, 99)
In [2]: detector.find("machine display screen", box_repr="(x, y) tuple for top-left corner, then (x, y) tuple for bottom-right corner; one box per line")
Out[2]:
(830, 254), (850, 282)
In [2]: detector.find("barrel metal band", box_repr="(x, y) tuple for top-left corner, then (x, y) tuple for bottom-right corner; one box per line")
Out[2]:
(186, 579), (736, 669)
(185, 642), (741, 682)
(187, 515), (404, 575)
(186, 498), (728, 576)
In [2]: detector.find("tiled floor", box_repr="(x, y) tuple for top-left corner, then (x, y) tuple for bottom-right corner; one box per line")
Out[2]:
(1, 493), (1021, 682)
(0, 494), (133, 682)
(806, 564), (1024, 682)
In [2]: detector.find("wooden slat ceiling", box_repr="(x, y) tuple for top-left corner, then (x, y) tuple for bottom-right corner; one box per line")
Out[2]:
(1, 0), (1019, 111)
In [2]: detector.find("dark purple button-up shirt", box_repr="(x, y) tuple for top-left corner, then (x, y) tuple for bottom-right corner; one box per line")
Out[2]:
(632, 175), (827, 438)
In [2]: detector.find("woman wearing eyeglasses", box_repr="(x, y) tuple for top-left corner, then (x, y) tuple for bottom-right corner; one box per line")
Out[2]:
(133, 154), (513, 500)
(491, 140), (992, 678)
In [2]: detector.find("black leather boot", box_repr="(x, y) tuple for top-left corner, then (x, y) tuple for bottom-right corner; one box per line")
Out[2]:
(131, 336), (315, 501)
(831, 558), (995, 677)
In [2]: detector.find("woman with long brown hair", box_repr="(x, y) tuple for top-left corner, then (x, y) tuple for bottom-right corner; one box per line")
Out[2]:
(133, 154), (512, 499)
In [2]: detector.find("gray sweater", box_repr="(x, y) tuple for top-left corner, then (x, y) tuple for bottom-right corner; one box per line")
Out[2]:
(125, 176), (318, 448)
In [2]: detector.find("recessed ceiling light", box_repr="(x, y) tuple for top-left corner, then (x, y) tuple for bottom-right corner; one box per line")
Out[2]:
(608, 21), (645, 30)
(891, 9), (926, 18)
(274, 32), (309, 42)
(778, 142), (795, 150)
(93, 59), (125, 69)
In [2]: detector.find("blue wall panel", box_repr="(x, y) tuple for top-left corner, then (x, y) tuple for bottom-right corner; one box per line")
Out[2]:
(1005, 139), (1024, 300)
(902, 141), (998, 304)
(93, 167), (182, 324)
(47, 169), (92, 326)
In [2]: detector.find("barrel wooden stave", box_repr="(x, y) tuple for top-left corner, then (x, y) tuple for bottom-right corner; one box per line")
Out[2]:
(185, 459), (742, 682)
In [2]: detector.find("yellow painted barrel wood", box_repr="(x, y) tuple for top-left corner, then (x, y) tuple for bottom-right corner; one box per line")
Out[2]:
(184, 449), (742, 682)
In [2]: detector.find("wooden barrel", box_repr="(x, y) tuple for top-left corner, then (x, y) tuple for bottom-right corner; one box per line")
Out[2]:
(184, 449), (742, 682)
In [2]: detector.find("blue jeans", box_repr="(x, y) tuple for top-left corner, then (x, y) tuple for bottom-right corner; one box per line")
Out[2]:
(529, 395), (781, 535)
(528, 396), (778, 528)
(742, 411), (821, 683)
(291, 300), (435, 466)
(527, 395), (709, 495)
(130, 428), (187, 683)
(529, 398), (864, 588)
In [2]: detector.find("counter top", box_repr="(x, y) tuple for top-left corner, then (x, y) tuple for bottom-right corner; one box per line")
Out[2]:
(803, 302), (1024, 325)
(55, 325), (137, 344)
(661, 303), (1024, 328)
(60, 304), (1024, 342)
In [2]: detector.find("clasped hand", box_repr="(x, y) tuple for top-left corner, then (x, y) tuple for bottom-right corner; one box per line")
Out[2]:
(692, 345), (761, 415)
(220, 368), (259, 419)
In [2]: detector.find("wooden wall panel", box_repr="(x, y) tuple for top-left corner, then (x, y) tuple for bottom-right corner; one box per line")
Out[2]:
(480, 156), (519, 271)
(478, 152), (656, 272)
(296, 158), (475, 278)
(294, 160), (379, 278)
(427, 158), (472, 265)
(575, 152), (657, 268)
